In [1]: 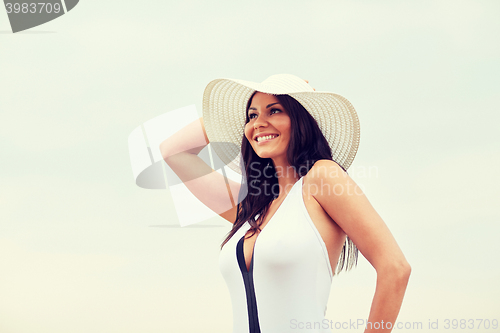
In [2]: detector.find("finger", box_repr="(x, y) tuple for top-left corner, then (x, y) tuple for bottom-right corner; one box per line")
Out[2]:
(304, 79), (315, 90)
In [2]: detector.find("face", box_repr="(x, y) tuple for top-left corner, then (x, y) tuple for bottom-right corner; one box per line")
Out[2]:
(244, 92), (292, 163)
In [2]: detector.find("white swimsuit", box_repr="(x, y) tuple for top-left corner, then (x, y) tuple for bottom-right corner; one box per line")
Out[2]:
(219, 177), (333, 333)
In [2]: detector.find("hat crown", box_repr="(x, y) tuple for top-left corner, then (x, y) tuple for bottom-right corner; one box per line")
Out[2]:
(257, 74), (315, 94)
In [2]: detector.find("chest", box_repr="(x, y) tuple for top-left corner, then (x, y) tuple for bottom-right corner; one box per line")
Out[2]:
(241, 198), (284, 268)
(241, 183), (345, 274)
(245, 192), (336, 271)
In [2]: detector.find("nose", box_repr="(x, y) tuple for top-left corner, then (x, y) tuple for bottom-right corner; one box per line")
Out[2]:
(253, 113), (268, 129)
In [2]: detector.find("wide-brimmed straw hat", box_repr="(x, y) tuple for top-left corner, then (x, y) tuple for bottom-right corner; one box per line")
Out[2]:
(202, 74), (360, 174)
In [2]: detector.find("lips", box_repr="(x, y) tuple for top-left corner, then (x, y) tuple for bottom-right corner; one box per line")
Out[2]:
(254, 134), (279, 142)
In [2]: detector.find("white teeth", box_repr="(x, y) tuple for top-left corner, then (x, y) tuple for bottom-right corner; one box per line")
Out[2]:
(256, 135), (278, 142)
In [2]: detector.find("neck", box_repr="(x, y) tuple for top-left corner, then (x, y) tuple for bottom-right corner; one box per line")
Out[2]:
(270, 156), (299, 198)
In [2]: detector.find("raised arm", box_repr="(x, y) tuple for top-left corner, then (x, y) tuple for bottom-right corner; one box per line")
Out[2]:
(309, 159), (411, 333)
(159, 117), (240, 223)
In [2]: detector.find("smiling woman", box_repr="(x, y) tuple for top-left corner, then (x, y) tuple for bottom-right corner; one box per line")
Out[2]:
(160, 74), (411, 333)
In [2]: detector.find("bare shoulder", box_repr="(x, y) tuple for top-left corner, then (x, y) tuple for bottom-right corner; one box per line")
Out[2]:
(303, 159), (350, 186)
(301, 159), (363, 209)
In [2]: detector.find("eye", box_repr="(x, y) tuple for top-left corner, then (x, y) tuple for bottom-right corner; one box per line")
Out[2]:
(248, 113), (257, 120)
(270, 108), (282, 115)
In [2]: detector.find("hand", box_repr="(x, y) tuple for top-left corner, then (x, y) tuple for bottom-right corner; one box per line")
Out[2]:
(303, 79), (316, 91)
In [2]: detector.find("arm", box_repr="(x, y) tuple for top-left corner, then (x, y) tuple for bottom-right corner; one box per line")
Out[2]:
(159, 117), (240, 223)
(309, 160), (411, 333)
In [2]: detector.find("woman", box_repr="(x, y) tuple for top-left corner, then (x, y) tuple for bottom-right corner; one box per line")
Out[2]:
(160, 74), (411, 333)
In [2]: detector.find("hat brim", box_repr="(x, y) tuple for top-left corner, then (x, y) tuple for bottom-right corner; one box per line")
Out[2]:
(203, 75), (360, 175)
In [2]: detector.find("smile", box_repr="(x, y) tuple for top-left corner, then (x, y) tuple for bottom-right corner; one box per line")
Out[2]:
(255, 134), (279, 144)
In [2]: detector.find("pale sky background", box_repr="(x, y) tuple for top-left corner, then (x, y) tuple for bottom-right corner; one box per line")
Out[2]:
(1, 1), (499, 332)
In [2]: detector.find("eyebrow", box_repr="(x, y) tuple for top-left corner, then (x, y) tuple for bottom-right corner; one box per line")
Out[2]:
(248, 102), (280, 111)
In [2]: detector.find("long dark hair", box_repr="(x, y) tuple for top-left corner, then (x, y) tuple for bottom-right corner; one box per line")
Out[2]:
(220, 93), (358, 274)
